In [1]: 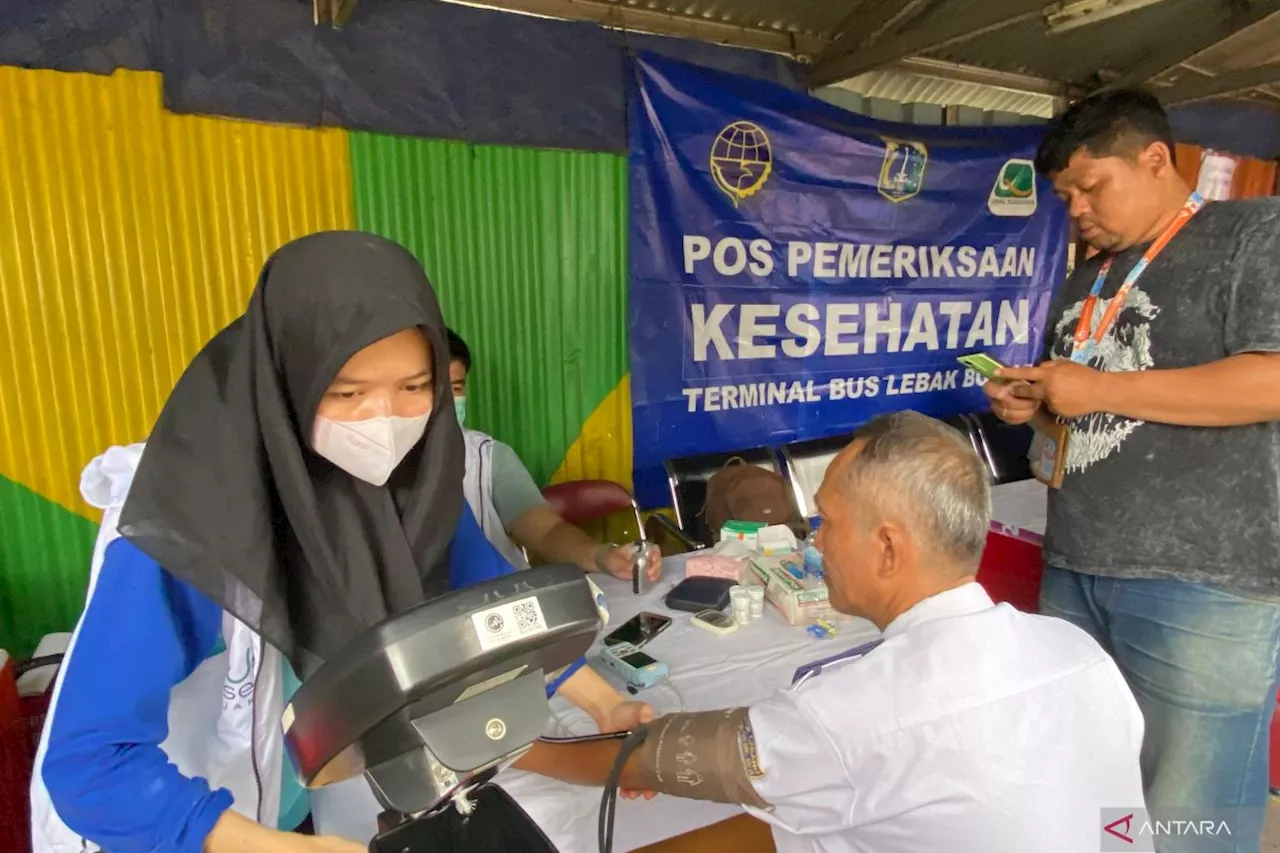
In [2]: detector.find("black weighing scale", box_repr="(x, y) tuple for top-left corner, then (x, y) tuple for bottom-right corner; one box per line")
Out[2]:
(282, 563), (603, 853)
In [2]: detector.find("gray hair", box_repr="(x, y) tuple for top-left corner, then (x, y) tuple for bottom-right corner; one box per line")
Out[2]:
(841, 411), (991, 569)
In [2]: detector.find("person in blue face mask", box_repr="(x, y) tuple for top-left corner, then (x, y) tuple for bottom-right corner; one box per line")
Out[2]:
(30, 233), (650, 853)
(446, 328), (663, 583)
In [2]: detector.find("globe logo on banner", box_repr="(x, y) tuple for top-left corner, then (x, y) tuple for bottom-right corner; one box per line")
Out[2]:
(878, 138), (928, 202)
(710, 121), (772, 204)
(989, 158), (1038, 217)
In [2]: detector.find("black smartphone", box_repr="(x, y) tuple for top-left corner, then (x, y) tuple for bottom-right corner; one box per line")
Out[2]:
(603, 611), (672, 648)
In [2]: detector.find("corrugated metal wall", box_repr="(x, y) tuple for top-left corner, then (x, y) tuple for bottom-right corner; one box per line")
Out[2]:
(0, 67), (354, 656)
(349, 133), (630, 485)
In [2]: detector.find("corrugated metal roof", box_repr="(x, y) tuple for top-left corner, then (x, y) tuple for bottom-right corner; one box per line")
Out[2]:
(516, 0), (849, 39)
(831, 65), (1058, 117)
(469, 0), (1280, 107)
(925, 0), (1280, 86)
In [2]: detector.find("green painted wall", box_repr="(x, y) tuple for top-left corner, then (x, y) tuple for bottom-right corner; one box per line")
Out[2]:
(350, 133), (630, 484)
(0, 476), (95, 657)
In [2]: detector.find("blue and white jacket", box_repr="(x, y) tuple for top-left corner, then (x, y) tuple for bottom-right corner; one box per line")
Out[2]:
(30, 445), (589, 852)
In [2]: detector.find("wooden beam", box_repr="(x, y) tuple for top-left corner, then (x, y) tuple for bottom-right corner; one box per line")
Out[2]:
(1158, 62), (1280, 104)
(441, 0), (828, 59)
(810, 0), (1047, 88)
(1100, 3), (1280, 91)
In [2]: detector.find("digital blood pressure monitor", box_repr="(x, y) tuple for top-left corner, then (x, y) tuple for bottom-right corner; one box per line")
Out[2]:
(599, 641), (668, 691)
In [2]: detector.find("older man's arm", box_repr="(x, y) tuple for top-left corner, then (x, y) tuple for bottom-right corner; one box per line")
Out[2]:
(516, 694), (855, 836)
(515, 709), (769, 808)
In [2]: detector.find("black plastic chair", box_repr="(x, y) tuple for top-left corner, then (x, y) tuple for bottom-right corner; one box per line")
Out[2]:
(778, 432), (855, 519)
(968, 412), (1034, 485)
(942, 414), (985, 466)
(644, 446), (781, 552)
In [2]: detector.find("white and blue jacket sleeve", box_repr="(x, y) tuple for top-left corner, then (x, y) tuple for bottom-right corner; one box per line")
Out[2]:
(42, 502), (586, 853)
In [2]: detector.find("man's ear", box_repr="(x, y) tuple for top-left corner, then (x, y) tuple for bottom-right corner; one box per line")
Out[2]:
(876, 520), (911, 580)
(1141, 140), (1174, 177)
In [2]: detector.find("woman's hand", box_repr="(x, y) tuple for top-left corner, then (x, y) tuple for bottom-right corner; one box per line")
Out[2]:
(556, 667), (653, 733)
(600, 699), (655, 733)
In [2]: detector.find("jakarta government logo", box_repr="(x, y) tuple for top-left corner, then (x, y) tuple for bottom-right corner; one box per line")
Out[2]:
(878, 138), (928, 203)
(989, 158), (1037, 216)
(710, 121), (773, 205)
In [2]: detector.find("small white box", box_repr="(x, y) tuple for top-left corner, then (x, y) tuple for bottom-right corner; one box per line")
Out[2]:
(756, 524), (798, 556)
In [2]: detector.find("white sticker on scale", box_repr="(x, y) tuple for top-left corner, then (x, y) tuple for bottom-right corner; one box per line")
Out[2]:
(471, 596), (549, 652)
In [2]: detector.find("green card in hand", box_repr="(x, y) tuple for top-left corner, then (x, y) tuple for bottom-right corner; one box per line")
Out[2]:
(957, 352), (1007, 381)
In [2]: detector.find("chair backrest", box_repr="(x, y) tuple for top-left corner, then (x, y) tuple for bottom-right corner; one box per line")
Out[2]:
(541, 480), (643, 532)
(975, 527), (1044, 614)
(778, 432), (854, 519)
(663, 447), (779, 546)
(968, 412), (1034, 485)
(941, 414), (985, 470)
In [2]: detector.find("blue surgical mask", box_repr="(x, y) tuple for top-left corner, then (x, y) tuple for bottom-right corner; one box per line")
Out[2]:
(453, 396), (467, 427)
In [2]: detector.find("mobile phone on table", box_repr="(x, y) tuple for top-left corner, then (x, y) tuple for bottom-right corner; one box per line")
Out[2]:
(957, 352), (1008, 382)
(603, 611), (672, 648)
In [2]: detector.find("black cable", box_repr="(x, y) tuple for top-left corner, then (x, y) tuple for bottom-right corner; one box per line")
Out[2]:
(537, 731), (631, 745)
(598, 727), (650, 853)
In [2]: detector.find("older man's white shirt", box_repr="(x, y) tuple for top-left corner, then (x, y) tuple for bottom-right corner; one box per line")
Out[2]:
(744, 582), (1145, 853)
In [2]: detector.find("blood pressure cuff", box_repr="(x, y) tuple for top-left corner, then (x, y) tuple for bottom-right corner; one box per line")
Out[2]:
(373, 785), (557, 853)
(632, 708), (772, 810)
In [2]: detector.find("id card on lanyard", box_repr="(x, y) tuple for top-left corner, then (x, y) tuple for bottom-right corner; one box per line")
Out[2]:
(1070, 193), (1204, 365)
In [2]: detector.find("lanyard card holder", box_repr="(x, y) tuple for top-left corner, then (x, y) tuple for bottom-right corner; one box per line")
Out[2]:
(1028, 413), (1070, 490)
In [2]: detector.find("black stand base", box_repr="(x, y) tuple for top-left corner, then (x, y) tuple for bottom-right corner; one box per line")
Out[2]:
(370, 785), (560, 853)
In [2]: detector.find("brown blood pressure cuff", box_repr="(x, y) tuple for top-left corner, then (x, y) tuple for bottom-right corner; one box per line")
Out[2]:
(632, 708), (772, 810)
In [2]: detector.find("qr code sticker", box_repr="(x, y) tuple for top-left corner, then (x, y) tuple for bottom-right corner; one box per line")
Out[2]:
(472, 596), (549, 652)
(514, 600), (541, 631)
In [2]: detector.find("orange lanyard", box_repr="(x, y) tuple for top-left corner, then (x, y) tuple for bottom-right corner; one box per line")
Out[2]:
(1070, 193), (1203, 364)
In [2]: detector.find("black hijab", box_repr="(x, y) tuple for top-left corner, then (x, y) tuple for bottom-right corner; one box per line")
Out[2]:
(118, 231), (463, 673)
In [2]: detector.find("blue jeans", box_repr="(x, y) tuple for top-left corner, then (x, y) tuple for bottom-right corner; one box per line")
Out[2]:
(1040, 567), (1280, 853)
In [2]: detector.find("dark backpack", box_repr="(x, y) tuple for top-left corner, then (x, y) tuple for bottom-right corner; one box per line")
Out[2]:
(702, 458), (806, 537)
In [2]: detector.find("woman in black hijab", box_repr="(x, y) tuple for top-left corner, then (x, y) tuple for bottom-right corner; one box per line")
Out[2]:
(33, 233), (649, 853)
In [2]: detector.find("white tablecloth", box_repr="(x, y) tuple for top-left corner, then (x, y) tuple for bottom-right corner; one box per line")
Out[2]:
(990, 479), (1047, 537)
(498, 553), (881, 853)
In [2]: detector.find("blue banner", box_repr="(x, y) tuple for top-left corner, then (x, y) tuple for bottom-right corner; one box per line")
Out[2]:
(627, 53), (1068, 508)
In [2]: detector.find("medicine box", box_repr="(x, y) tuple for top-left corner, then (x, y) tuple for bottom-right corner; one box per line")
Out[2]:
(685, 554), (748, 582)
(756, 524), (798, 556)
(720, 520), (766, 550)
(746, 558), (833, 626)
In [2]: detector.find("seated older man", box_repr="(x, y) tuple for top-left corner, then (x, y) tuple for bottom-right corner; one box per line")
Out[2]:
(520, 411), (1146, 852)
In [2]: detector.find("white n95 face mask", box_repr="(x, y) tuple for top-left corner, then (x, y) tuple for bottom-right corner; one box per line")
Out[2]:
(313, 412), (430, 486)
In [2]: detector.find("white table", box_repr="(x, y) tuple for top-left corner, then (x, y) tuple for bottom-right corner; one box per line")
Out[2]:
(990, 479), (1047, 538)
(498, 553), (881, 853)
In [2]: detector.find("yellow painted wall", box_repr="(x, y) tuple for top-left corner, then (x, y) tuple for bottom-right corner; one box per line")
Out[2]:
(0, 67), (355, 519)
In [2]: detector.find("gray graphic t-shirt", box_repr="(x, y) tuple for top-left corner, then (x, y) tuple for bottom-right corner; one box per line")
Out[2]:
(1042, 197), (1280, 591)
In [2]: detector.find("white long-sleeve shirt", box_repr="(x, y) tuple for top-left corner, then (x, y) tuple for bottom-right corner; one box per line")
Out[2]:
(744, 582), (1145, 853)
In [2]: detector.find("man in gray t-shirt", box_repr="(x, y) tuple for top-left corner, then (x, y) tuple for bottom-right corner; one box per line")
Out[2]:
(987, 89), (1280, 849)
(446, 328), (663, 582)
